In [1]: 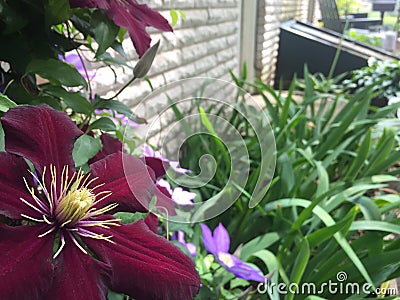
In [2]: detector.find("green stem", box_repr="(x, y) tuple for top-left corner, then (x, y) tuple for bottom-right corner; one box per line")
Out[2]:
(327, 20), (348, 80)
(105, 76), (136, 100)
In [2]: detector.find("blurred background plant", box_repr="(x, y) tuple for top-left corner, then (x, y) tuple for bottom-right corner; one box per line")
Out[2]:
(170, 65), (400, 299)
(346, 29), (383, 47)
(344, 58), (400, 101)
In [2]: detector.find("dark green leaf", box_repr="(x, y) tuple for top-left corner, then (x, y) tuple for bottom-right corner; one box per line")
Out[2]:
(0, 2), (29, 34)
(27, 59), (87, 88)
(92, 10), (119, 56)
(95, 99), (146, 124)
(240, 232), (280, 260)
(72, 134), (102, 167)
(96, 52), (130, 67)
(63, 93), (93, 115)
(287, 239), (310, 300)
(88, 117), (117, 132)
(43, 85), (92, 115)
(44, 0), (71, 25)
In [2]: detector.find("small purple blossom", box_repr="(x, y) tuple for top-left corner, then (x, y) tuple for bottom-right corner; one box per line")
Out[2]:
(157, 179), (196, 206)
(172, 231), (197, 257)
(200, 223), (265, 282)
(143, 144), (190, 174)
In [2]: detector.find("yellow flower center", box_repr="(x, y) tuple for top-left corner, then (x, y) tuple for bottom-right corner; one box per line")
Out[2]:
(218, 252), (235, 268)
(20, 165), (121, 258)
(56, 188), (95, 226)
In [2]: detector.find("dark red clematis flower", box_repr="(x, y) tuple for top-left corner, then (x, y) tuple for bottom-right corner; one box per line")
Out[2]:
(88, 132), (177, 216)
(0, 105), (199, 299)
(69, 0), (173, 57)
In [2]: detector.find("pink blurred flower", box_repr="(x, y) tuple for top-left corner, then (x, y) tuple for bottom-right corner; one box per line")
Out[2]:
(157, 178), (196, 206)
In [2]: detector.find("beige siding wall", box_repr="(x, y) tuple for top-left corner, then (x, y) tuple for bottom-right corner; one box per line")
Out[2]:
(90, 0), (312, 143)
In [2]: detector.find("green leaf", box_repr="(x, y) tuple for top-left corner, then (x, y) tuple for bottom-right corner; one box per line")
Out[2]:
(107, 290), (125, 300)
(252, 249), (289, 300)
(240, 232), (280, 260)
(178, 9), (187, 20)
(315, 89), (371, 160)
(278, 153), (295, 193)
(43, 85), (92, 114)
(307, 208), (356, 248)
(0, 122), (4, 152)
(286, 239), (310, 300)
(63, 93), (93, 115)
(355, 196), (381, 221)
(350, 221), (400, 235)
(87, 117), (117, 132)
(72, 134), (102, 167)
(96, 52), (130, 67)
(95, 99), (145, 123)
(92, 10), (119, 56)
(113, 211), (148, 224)
(0, 93), (17, 112)
(27, 59), (87, 88)
(170, 10), (179, 27)
(133, 40), (160, 78)
(315, 161), (329, 199)
(345, 129), (371, 180)
(44, 0), (71, 25)
(264, 199), (375, 287)
(0, 2), (29, 34)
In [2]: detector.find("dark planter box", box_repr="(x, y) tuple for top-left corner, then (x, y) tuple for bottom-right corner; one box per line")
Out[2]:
(274, 20), (399, 90)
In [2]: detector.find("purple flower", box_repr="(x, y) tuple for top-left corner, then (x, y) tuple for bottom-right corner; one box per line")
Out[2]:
(157, 178), (196, 206)
(143, 144), (190, 174)
(172, 231), (197, 257)
(200, 223), (265, 282)
(69, 0), (173, 57)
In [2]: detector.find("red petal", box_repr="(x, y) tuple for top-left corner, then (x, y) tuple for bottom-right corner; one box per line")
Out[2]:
(144, 213), (159, 233)
(1, 105), (82, 175)
(90, 152), (155, 213)
(154, 184), (177, 216)
(0, 152), (43, 220)
(0, 224), (54, 299)
(44, 236), (111, 300)
(70, 0), (172, 57)
(83, 221), (200, 300)
(108, 2), (151, 57)
(127, 1), (173, 32)
(144, 156), (169, 178)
